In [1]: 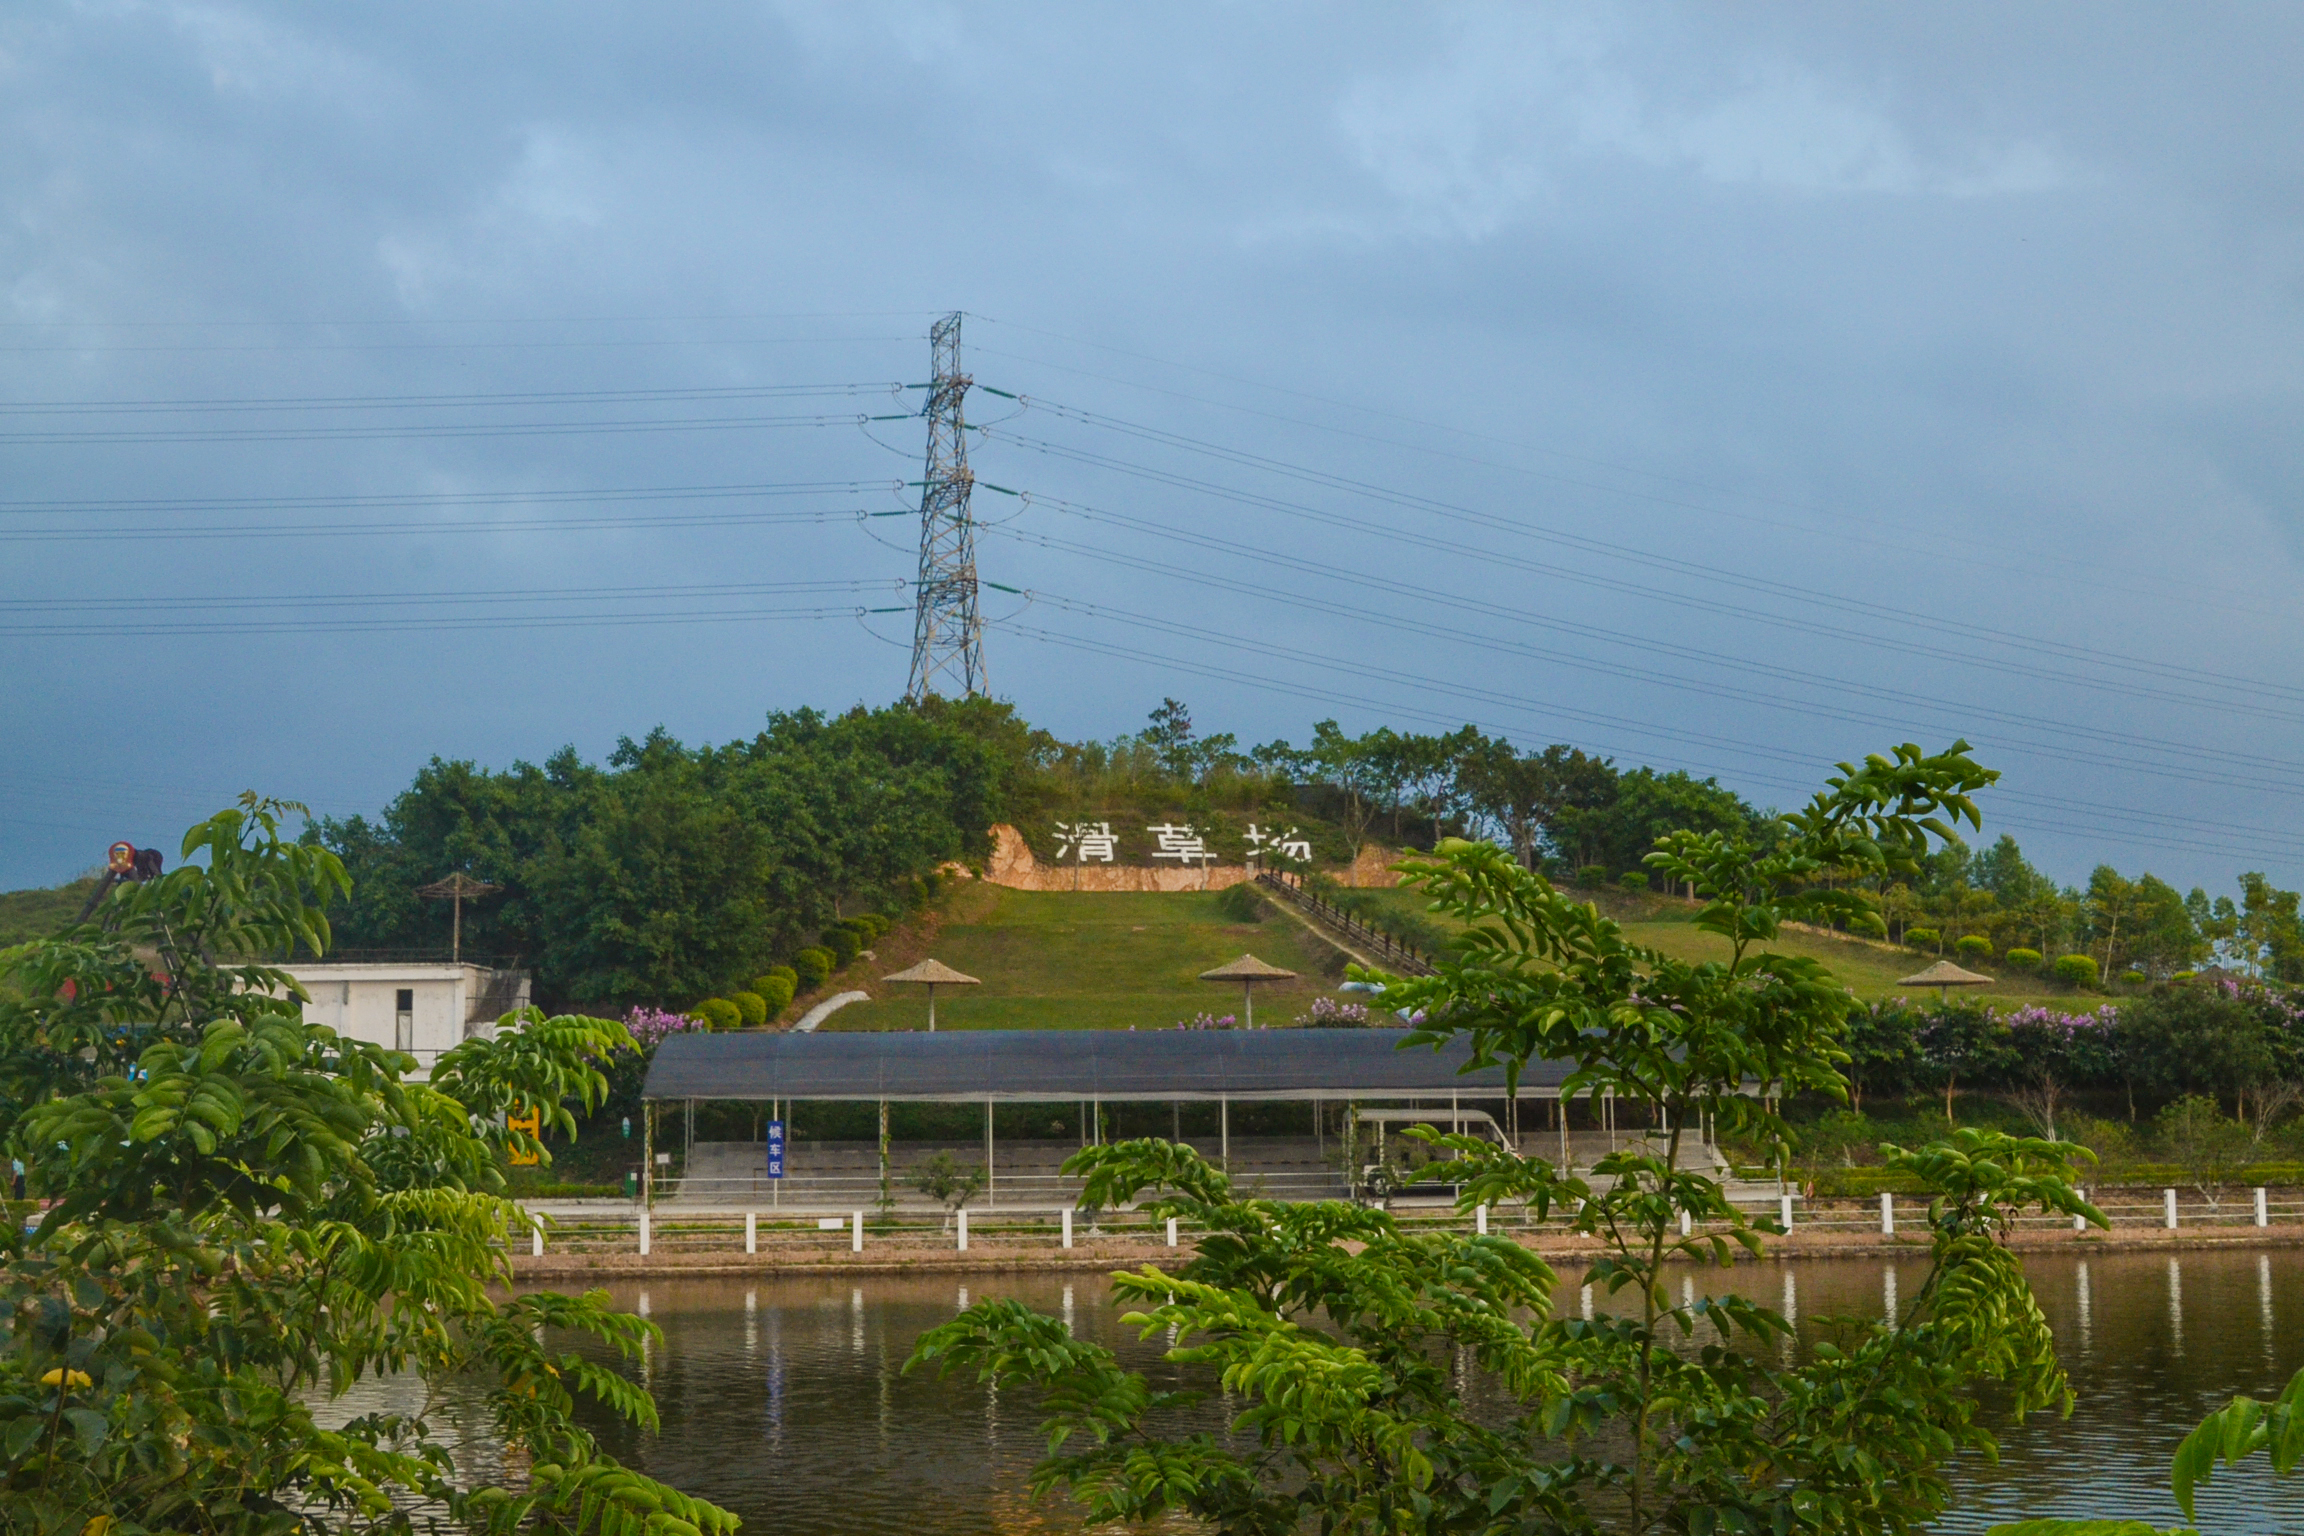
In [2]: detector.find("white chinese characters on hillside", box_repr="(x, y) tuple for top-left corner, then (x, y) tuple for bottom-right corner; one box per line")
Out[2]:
(1147, 823), (1215, 864)
(1053, 821), (1118, 863)
(1244, 823), (1313, 863)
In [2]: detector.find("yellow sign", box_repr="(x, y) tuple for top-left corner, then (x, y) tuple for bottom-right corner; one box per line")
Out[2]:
(508, 1108), (541, 1166)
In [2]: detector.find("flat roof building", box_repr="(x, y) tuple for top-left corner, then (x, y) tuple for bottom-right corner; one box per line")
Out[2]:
(285, 961), (529, 1077)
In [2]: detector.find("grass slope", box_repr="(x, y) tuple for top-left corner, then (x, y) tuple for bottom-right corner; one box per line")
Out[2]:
(0, 878), (97, 948)
(1349, 884), (2084, 1011)
(820, 882), (1355, 1032)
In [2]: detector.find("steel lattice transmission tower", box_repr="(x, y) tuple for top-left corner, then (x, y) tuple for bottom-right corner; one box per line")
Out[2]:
(905, 312), (986, 700)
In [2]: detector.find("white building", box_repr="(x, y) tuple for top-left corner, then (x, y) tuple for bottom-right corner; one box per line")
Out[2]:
(286, 962), (531, 1077)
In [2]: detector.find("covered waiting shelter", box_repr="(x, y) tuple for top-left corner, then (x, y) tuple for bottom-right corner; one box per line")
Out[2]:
(641, 1029), (1696, 1204)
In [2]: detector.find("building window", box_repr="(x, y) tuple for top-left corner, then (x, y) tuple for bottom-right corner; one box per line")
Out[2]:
(395, 988), (414, 1053)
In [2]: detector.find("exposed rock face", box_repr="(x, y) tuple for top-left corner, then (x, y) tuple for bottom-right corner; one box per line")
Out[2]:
(977, 824), (1402, 892)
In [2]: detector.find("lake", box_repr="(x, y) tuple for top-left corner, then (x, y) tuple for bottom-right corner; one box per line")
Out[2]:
(403, 1247), (2304, 1533)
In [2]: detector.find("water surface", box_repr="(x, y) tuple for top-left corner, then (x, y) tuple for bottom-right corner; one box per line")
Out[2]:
(565, 1249), (2304, 1534)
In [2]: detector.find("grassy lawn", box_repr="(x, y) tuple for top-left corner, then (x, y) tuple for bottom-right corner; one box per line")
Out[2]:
(1347, 884), (2087, 1011)
(821, 883), (1356, 1032)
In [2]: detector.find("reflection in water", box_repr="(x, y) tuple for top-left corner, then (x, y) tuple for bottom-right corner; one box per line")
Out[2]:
(564, 1248), (2304, 1536)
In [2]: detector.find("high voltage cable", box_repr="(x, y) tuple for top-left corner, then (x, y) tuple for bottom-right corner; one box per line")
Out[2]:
(988, 609), (2304, 868)
(0, 480), (899, 517)
(0, 577), (898, 615)
(0, 410), (907, 447)
(0, 506), (877, 543)
(991, 403), (2304, 710)
(0, 334), (914, 354)
(0, 605), (876, 639)
(0, 383), (909, 414)
(1012, 491), (2304, 735)
(992, 553), (2304, 804)
(982, 461), (2304, 782)
(968, 317), (2298, 624)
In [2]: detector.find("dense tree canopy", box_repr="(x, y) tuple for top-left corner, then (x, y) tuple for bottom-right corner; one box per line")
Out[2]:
(321, 698), (1036, 1007)
(0, 798), (726, 1536)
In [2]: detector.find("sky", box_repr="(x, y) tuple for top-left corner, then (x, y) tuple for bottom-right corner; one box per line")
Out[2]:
(3, 2), (2302, 895)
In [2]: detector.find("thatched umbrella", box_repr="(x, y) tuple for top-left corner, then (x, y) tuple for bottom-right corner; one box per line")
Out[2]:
(1897, 959), (1994, 1005)
(1199, 953), (1298, 1029)
(881, 957), (980, 1032)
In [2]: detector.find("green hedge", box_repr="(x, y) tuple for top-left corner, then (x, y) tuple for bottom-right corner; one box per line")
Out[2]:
(750, 974), (796, 1012)
(821, 926), (862, 966)
(792, 947), (833, 988)
(729, 990), (768, 1027)
(2052, 953), (2100, 987)
(2005, 948), (2042, 971)
(694, 997), (741, 1030)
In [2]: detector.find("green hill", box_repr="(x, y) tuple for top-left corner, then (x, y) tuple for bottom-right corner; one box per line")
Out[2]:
(819, 883), (1362, 1032)
(1345, 883), (2083, 1011)
(0, 877), (97, 948)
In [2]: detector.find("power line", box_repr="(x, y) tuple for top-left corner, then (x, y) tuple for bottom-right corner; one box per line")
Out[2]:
(992, 403), (2304, 710)
(0, 479), (897, 516)
(0, 506), (879, 543)
(0, 409), (899, 447)
(968, 316), (2300, 623)
(0, 382), (907, 414)
(988, 608), (2304, 870)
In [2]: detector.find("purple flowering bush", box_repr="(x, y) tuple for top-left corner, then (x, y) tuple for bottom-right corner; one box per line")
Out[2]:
(624, 1006), (707, 1047)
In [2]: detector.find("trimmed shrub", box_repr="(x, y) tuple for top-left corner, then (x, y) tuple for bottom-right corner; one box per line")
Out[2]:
(1618, 871), (1649, 892)
(2172, 969), (2197, 982)
(1214, 882), (1265, 923)
(2121, 970), (2148, 986)
(834, 916), (877, 951)
(694, 997), (741, 1031)
(2004, 948), (2043, 971)
(852, 912), (890, 939)
(792, 947), (833, 989)
(765, 964), (798, 990)
(728, 990), (768, 1027)
(751, 974), (796, 1012)
(822, 926), (862, 966)
(1576, 866), (1609, 889)
(1903, 928), (1940, 953)
(2051, 953), (2100, 988)
(1954, 935), (1992, 961)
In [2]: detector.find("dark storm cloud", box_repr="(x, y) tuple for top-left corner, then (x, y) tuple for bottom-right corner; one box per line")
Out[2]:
(2, 2), (2300, 894)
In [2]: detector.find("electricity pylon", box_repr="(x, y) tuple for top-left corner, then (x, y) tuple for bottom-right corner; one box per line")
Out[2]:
(905, 312), (985, 700)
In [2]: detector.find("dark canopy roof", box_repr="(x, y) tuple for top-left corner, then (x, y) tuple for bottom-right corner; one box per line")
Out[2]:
(642, 1027), (1573, 1103)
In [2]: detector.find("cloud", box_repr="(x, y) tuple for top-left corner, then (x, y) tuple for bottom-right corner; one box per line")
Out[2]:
(1338, 9), (2073, 237)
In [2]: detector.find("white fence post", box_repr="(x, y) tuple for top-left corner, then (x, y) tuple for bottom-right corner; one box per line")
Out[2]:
(851, 1210), (864, 1252)
(2256, 1187), (2269, 1227)
(957, 1209), (969, 1252)
(2164, 1189), (2178, 1229)
(1476, 1204), (1489, 1236)
(531, 1220), (544, 1258)
(1880, 1192), (1894, 1235)
(1166, 1217), (1178, 1248)
(1061, 1208), (1073, 1249)
(1779, 1193), (1794, 1231)
(745, 1212), (757, 1254)
(638, 1211), (651, 1257)
(1678, 1209), (1692, 1236)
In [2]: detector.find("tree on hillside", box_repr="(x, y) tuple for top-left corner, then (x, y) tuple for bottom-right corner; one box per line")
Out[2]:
(2211, 872), (2304, 982)
(322, 701), (1018, 1008)
(1547, 764), (1758, 878)
(1304, 720), (1388, 855)
(1456, 737), (1617, 870)
(911, 739), (2103, 1535)
(0, 798), (730, 1536)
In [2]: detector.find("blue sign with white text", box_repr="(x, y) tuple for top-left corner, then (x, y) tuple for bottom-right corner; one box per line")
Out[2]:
(766, 1120), (785, 1179)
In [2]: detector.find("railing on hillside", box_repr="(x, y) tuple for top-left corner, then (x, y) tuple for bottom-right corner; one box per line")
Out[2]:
(1256, 871), (1437, 977)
